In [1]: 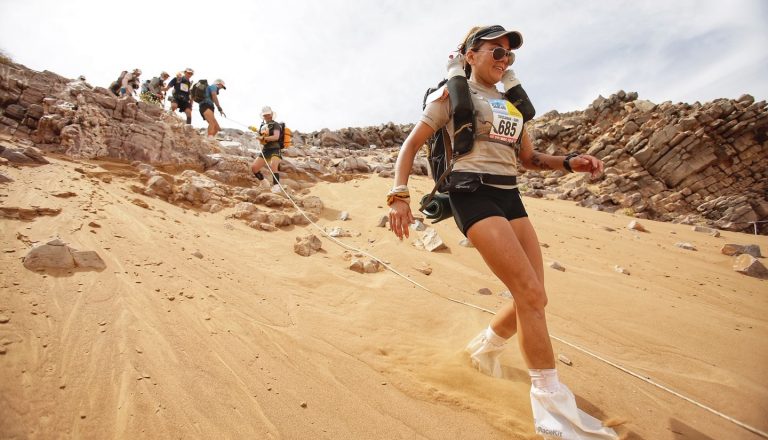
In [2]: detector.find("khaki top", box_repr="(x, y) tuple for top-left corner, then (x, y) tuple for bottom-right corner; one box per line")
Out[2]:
(420, 79), (523, 180)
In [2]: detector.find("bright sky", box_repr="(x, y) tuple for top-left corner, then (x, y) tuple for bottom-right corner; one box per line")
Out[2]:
(1, 0), (766, 133)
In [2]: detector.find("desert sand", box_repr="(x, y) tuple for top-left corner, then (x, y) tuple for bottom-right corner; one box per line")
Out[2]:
(1, 156), (766, 439)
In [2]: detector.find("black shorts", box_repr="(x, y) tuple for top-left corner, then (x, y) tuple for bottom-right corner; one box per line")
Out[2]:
(262, 147), (282, 160)
(449, 185), (528, 236)
(172, 96), (191, 112)
(199, 102), (214, 117)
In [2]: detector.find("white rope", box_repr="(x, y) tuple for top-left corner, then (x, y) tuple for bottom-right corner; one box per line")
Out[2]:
(220, 122), (767, 438)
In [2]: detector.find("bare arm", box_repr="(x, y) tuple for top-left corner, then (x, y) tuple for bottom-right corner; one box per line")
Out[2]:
(388, 121), (436, 240)
(263, 127), (280, 142)
(518, 129), (604, 177)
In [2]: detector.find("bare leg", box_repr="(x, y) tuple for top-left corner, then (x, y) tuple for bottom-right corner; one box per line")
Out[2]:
(251, 157), (266, 174)
(467, 216), (554, 369)
(202, 109), (218, 137)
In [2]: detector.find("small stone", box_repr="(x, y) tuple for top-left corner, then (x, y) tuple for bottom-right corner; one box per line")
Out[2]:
(558, 354), (573, 366)
(477, 288), (493, 295)
(192, 251), (203, 259)
(410, 220), (426, 232)
(98, 321), (107, 326)
(459, 238), (474, 248)
(413, 263), (432, 275)
(0, 315), (10, 324)
(549, 261), (566, 272)
(376, 215), (388, 227)
(675, 242), (697, 251)
(614, 265), (630, 275)
(339, 211), (350, 221)
(300, 402), (307, 408)
(0, 346), (6, 354)
(381, 382), (387, 386)
(733, 254), (768, 279)
(499, 290), (513, 299)
(627, 220), (647, 232)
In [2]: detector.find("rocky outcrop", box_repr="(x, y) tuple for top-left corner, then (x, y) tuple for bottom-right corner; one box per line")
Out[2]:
(526, 91), (768, 234)
(0, 62), (215, 167)
(1, 60), (765, 234)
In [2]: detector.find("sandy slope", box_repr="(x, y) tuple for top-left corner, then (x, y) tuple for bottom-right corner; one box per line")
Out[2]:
(1, 156), (766, 439)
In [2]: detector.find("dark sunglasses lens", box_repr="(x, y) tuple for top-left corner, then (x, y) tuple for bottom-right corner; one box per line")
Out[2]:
(492, 47), (508, 60)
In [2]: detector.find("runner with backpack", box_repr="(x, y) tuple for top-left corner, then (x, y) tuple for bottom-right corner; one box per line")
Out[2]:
(165, 68), (194, 124)
(140, 71), (170, 105)
(192, 78), (226, 137)
(387, 25), (616, 440)
(249, 106), (285, 191)
(108, 69), (141, 97)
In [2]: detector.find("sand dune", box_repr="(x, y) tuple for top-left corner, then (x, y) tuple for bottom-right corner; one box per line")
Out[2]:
(1, 156), (766, 439)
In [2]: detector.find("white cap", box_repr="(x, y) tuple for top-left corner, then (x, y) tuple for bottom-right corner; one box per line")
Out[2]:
(261, 106), (273, 116)
(214, 78), (226, 89)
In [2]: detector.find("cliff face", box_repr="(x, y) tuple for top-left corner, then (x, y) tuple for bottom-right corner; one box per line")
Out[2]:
(0, 60), (766, 234)
(0, 62), (215, 168)
(526, 91), (768, 233)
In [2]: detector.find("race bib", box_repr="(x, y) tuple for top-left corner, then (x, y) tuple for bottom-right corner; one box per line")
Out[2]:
(488, 99), (523, 144)
(180, 83), (190, 92)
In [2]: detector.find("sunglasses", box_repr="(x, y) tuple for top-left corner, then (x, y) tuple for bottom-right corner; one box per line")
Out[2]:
(473, 47), (514, 61)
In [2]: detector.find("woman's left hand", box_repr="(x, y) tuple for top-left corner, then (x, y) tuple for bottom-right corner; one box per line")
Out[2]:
(570, 154), (604, 178)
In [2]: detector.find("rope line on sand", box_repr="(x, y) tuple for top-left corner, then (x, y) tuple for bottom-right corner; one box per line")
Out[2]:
(220, 120), (766, 438)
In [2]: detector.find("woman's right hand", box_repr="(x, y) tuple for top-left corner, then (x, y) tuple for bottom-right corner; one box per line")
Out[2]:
(388, 199), (414, 240)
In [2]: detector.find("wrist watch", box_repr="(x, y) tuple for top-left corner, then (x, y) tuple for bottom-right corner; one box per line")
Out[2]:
(563, 152), (580, 173)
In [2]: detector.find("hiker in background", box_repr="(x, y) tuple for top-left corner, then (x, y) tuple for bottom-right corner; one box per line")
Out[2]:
(387, 25), (616, 440)
(249, 106), (282, 190)
(199, 78), (226, 137)
(141, 71), (170, 105)
(120, 68), (142, 97)
(166, 68), (194, 124)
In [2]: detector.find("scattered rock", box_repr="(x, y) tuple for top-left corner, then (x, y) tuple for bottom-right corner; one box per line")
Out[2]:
(339, 211), (350, 221)
(721, 243), (762, 258)
(22, 238), (106, 271)
(410, 220), (426, 232)
(614, 265), (630, 275)
(349, 258), (383, 274)
(51, 191), (77, 198)
(376, 215), (388, 227)
(558, 354), (573, 366)
(459, 238), (474, 248)
(0, 315), (10, 324)
(413, 262), (432, 275)
(549, 261), (566, 272)
(627, 220), (647, 232)
(499, 290), (513, 299)
(414, 228), (447, 252)
(131, 198), (150, 209)
(692, 225), (719, 237)
(675, 242), (697, 251)
(192, 251), (203, 259)
(477, 288), (493, 295)
(294, 234), (322, 257)
(733, 254), (768, 279)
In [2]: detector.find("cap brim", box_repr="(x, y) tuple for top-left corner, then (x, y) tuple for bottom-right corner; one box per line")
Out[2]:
(479, 30), (523, 50)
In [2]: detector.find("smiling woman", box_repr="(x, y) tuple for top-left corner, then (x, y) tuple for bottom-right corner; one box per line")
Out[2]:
(388, 24), (618, 439)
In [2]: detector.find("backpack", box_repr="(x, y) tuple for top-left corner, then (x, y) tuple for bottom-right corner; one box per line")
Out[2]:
(109, 70), (128, 95)
(419, 75), (536, 217)
(190, 79), (208, 103)
(277, 122), (292, 148)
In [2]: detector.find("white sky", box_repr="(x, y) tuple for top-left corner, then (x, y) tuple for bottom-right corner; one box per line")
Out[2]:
(1, 0), (766, 132)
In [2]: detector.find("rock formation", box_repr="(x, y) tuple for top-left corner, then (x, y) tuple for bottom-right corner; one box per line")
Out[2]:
(1, 59), (765, 234)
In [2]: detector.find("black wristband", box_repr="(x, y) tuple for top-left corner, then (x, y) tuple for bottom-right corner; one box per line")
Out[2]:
(563, 152), (580, 173)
